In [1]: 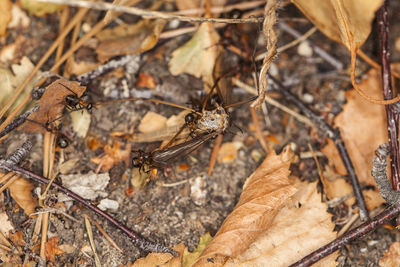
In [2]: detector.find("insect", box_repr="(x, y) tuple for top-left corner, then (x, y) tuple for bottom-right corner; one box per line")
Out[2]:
(59, 83), (93, 112)
(25, 116), (70, 148)
(132, 132), (218, 172)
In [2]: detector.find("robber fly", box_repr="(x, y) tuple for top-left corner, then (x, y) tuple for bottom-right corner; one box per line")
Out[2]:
(132, 131), (218, 172)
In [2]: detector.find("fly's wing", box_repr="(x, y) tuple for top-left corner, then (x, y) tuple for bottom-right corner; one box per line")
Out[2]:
(213, 49), (233, 107)
(152, 132), (217, 165)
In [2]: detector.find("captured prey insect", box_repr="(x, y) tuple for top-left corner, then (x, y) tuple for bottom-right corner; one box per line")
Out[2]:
(25, 117), (70, 148)
(131, 131), (219, 172)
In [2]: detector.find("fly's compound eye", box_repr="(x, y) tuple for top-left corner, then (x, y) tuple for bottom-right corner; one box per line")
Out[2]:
(57, 137), (69, 148)
(185, 113), (195, 124)
(65, 95), (79, 106)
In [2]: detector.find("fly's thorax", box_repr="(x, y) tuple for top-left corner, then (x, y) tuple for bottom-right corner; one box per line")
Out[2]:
(196, 106), (229, 133)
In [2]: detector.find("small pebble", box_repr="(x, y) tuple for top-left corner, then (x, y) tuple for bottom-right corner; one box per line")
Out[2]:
(303, 93), (314, 104)
(297, 41), (313, 57)
(98, 199), (119, 211)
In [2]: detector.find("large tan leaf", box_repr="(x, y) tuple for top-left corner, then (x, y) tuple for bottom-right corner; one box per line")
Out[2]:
(9, 177), (37, 215)
(379, 242), (400, 267)
(225, 180), (337, 267)
(323, 67), (389, 187)
(292, 0), (383, 49)
(193, 148), (298, 265)
(169, 23), (220, 92)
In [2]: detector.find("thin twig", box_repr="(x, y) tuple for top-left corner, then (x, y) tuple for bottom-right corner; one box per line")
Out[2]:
(268, 75), (369, 221)
(378, 2), (400, 190)
(277, 22), (344, 70)
(35, 0), (263, 24)
(0, 160), (176, 256)
(289, 204), (400, 267)
(0, 105), (39, 139)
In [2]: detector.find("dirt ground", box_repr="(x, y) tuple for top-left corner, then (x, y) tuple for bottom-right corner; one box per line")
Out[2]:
(1, 1), (400, 266)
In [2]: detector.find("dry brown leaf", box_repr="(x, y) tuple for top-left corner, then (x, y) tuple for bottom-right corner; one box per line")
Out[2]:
(169, 23), (220, 92)
(321, 165), (353, 206)
(379, 242), (400, 267)
(0, 0), (12, 37)
(292, 0), (383, 49)
(9, 177), (36, 215)
(45, 236), (65, 262)
(9, 230), (26, 246)
(194, 147), (298, 265)
(96, 19), (166, 60)
(224, 180), (337, 267)
(21, 79), (86, 133)
(321, 139), (347, 175)
(132, 243), (185, 267)
(138, 111), (167, 134)
(217, 142), (241, 163)
(19, 0), (64, 16)
(323, 67), (389, 187)
(137, 73), (156, 89)
(91, 141), (131, 172)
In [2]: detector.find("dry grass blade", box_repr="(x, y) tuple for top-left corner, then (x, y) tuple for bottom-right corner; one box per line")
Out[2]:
(194, 147), (297, 265)
(84, 215), (102, 267)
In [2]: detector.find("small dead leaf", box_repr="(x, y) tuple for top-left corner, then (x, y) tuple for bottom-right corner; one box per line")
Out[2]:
(91, 141), (131, 171)
(96, 19), (166, 60)
(9, 177), (36, 215)
(183, 233), (213, 267)
(321, 165), (353, 206)
(178, 163), (190, 171)
(0, 57), (36, 108)
(292, 0), (383, 49)
(169, 23), (220, 92)
(379, 242), (400, 267)
(20, 0), (64, 17)
(321, 138), (347, 175)
(217, 142), (241, 163)
(87, 136), (104, 150)
(137, 73), (156, 89)
(133, 243), (185, 267)
(21, 79), (86, 133)
(194, 148), (298, 264)
(57, 158), (80, 175)
(0, 212), (14, 236)
(224, 180), (337, 267)
(9, 230), (26, 246)
(138, 112), (167, 134)
(0, 0), (12, 37)
(70, 109), (91, 138)
(45, 236), (64, 262)
(8, 5), (30, 29)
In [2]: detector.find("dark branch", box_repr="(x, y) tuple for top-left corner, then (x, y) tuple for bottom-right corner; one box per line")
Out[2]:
(379, 0), (400, 190)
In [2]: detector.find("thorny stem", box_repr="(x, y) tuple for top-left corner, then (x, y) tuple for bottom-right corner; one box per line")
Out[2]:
(379, 1), (400, 191)
(289, 203), (400, 267)
(268, 75), (369, 221)
(0, 144), (176, 256)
